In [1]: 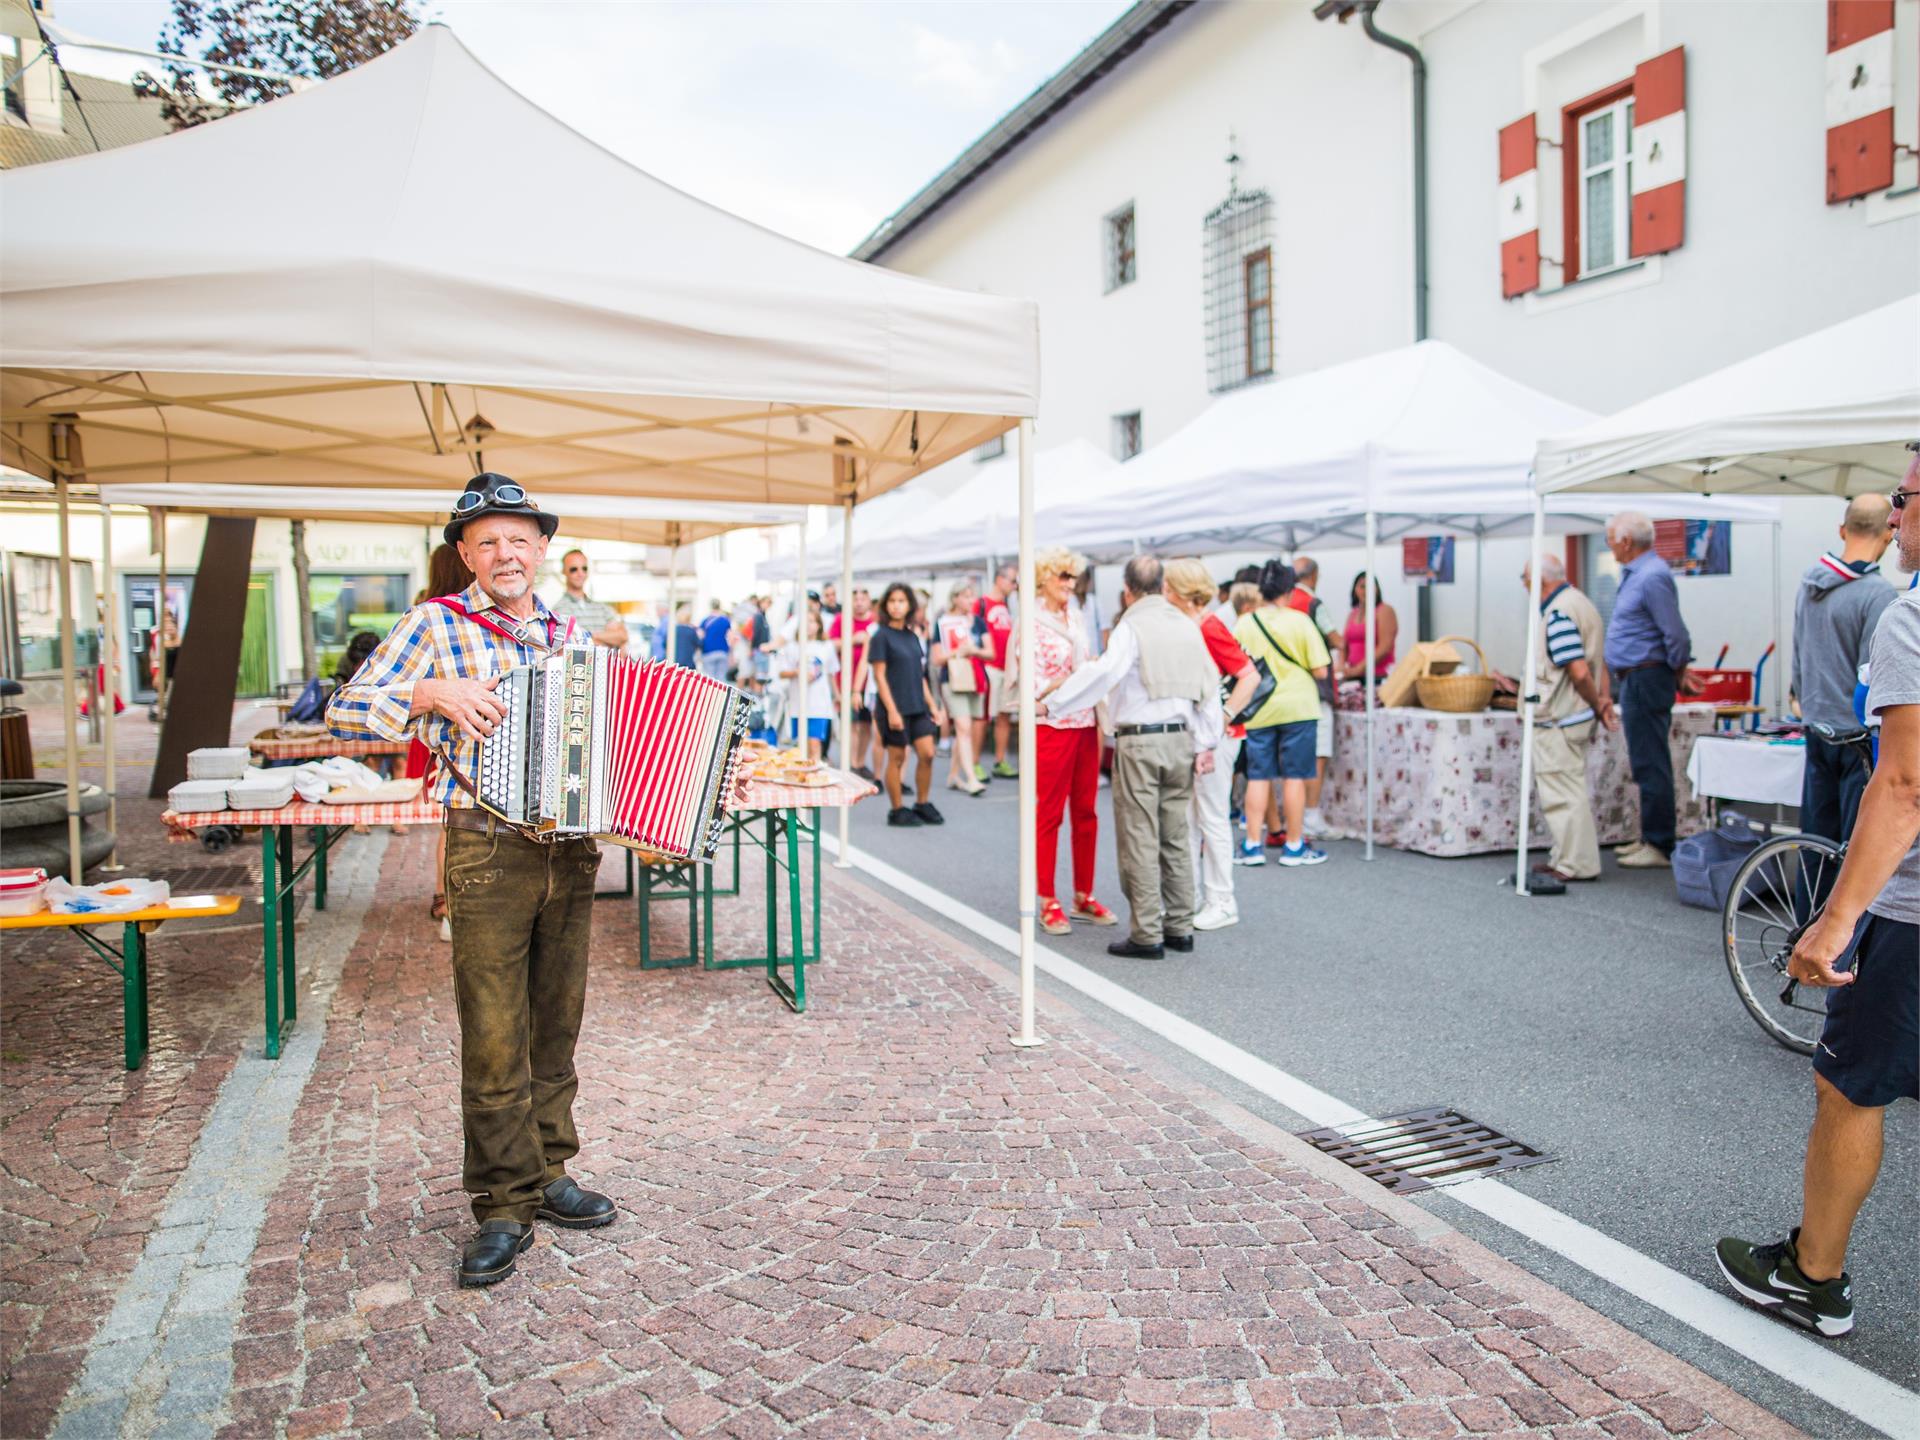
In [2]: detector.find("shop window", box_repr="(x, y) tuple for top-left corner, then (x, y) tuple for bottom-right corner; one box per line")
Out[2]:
(1105, 203), (1136, 291)
(310, 572), (410, 650)
(1564, 83), (1635, 281)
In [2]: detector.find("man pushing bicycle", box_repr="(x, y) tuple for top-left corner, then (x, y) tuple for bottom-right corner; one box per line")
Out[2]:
(1715, 445), (1920, 1338)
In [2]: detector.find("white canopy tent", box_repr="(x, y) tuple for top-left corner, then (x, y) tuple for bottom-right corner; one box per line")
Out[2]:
(1514, 295), (1920, 895)
(0, 24), (1050, 1044)
(1031, 341), (1777, 858)
(1534, 294), (1919, 499)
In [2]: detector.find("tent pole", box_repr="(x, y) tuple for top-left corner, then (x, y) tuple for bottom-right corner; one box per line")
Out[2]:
(1363, 509), (1377, 862)
(836, 491), (855, 867)
(1474, 524), (1484, 646)
(54, 458), (83, 881)
(1770, 520), (1783, 715)
(1012, 419), (1043, 1049)
(155, 507), (169, 723)
(665, 538), (679, 665)
(100, 498), (121, 872)
(795, 511), (810, 748)
(1515, 497), (1546, 895)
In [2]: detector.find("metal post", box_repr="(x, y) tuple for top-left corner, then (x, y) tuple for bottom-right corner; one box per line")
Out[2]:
(1363, 509), (1377, 862)
(1012, 420), (1043, 1049)
(100, 499), (121, 871)
(837, 489), (855, 866)
(54, 452), (83, 881)
(795, 511), (810, 748)
(1473, 524), (1484, 646)
(1515, 497), (1547, 894)
(664, 537), (679, 666)
(1770, 520), (1783, 715)
(155, 506), (169, 722)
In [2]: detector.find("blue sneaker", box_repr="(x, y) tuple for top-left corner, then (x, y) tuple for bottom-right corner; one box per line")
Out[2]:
(1278, 842), (1328, 867)
(1234, 840), (1266, 867)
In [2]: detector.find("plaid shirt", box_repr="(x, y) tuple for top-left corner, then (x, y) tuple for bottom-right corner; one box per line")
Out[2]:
(326, 581), (579, 807)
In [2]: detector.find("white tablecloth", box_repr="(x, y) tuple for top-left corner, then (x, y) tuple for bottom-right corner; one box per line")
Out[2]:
(1321, 703), (1714, 857)
(1684, 736), (1806, 807)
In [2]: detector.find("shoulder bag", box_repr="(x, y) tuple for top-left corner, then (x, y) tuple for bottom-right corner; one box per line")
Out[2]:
(1250, 610), (1335, 709)
(1224, 621), (1277, 728)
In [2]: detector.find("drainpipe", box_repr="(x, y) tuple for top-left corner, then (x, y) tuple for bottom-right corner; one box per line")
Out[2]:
(1340, 0), (1428, 342)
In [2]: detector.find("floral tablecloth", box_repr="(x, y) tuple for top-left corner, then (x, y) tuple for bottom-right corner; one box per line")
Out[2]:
(1320, 703), (1714, 856)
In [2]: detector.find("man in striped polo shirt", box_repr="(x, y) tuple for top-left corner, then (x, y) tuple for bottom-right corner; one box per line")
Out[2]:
(1523, 555), (1617, 896)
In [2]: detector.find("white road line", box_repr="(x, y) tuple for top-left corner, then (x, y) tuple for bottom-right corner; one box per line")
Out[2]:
(827, 836), (1920, 1440)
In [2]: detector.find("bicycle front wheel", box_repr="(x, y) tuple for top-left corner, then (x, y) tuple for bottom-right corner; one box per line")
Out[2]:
(1721, 833), (1844, 1056)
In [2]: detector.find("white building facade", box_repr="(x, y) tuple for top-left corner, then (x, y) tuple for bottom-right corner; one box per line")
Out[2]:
(854, 0), (1920, 683)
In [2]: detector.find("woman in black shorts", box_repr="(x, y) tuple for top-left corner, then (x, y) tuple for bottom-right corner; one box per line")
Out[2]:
(867, 582), (947, 827)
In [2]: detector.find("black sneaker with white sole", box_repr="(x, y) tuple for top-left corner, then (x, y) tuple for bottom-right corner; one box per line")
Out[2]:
(1713, 1228), (1853, 1337)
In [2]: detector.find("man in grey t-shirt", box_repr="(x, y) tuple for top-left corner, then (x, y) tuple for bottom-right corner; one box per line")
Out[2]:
(1715, 449), (1920, 1340)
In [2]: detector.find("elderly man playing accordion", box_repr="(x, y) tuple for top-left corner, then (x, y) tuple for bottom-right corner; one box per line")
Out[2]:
(328, 474), (616, 1288)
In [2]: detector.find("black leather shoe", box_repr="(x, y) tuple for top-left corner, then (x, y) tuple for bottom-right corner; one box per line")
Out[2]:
(1107, 938), (1164, 959)
(1164, 934), (1194, 953)
(536, 1175), (616, 1229)
(459, 1220), (533, 1287)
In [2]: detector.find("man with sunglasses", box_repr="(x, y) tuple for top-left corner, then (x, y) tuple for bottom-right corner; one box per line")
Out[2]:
(551, 548), (629, 650)
(1716, 449), (1920, 1339)
(329, 474), (617, 1289)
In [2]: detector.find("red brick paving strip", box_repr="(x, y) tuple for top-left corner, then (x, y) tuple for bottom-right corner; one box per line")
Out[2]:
(206, 829), (1801, 1439)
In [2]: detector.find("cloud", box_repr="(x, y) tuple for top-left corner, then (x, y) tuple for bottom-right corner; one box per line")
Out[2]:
(908, 24), (1023, 107)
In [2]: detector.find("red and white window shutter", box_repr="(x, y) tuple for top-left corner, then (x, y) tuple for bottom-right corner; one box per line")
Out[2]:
(1827, 0), (1896, 201)
(1498, 116), (1540, 297)
(1630, 46), (1686, 257)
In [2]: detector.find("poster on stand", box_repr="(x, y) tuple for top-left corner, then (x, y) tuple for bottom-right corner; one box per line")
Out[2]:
(1655, 519), (1732, 576)
(1401, 536), (1455, 585)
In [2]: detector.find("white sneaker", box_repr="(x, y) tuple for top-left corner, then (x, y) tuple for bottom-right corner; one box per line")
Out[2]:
(1192, 903), (1239, 931)
(1303, 807), (1327, 838)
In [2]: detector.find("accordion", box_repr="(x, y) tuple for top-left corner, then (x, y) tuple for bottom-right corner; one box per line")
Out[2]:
(475, 648), (750, 862)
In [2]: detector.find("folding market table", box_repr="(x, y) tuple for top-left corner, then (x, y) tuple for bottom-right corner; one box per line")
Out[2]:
(638, 768), (876, 1012)
(1, 895), (243, 1070)
(162, 797), (445, 1057)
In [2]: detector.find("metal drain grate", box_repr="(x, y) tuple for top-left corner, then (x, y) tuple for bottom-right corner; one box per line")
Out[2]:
(157, 863), (259, 893)
(1295, 1106), (1557, 1194)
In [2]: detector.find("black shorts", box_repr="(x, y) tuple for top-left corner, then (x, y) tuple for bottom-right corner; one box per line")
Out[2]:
(852, 703), (873, 724)
(1812, 912), (1918, 1108)
(879, 712), (937, 749)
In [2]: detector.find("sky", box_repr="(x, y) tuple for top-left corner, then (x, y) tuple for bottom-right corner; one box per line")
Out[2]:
(52, 0), (1134, 254)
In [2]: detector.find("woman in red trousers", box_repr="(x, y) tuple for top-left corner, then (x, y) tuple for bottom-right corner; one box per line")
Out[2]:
(1019, 547), (1117, 936)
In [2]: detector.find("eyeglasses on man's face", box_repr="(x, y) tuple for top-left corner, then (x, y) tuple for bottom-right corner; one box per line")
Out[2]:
(1891, 489), (1916, 513)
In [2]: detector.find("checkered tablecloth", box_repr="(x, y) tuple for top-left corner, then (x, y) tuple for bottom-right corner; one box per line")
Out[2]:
(730, 767), (877, 812)
(247, 735), (410, 762)
(161, 797), (446, 840)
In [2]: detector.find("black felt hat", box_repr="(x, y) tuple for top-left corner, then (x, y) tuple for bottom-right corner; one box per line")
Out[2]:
(445, 473), (561, 545)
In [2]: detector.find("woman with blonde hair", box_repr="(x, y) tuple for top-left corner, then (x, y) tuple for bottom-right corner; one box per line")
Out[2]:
(1020, 545), (1118, 935)
(934, 582), (988, 794)
(1165, 558), (1260, 929)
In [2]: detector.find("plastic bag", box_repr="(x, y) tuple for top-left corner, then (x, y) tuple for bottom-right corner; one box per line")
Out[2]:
(45, 878), (171, 915)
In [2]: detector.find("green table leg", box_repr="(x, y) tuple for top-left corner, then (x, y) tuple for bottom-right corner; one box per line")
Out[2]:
(637, 862), (698, 969)
(279, 824), (298, 1023)
(312, 824), (328, 911)
(763, 809), (779, 972)
(262, 825), (281, 1060)
(120, 920), (147, 1071)
(135, 924), (150, 1059)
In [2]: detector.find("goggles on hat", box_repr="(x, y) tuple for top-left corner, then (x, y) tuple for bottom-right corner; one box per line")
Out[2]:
(454, 482), (527, 513)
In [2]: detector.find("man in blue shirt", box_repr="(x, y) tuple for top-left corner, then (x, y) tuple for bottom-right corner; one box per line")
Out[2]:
(1602, 512), (1694, 867)
(696, 600), (733, 683)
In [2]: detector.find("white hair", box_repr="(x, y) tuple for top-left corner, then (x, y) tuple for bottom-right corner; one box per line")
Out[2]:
(1529, 553), (1566, 584)
(1607, 511), (1655, 548)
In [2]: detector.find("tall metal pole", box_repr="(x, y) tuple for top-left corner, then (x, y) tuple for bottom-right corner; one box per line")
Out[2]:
(155, 506), (169, 722)
(837, 487), (856, 865)
(1012, 420), (1043, 1048)
(1770, 521), (1784, 714)
(1515, 497), (1547, 894)
(795, 511), (810, 746)
(1363, 509), (1377, 861)
(53, 447), (83, 881)
(665, 537), (679, 665)
(99, 499), (120, 871)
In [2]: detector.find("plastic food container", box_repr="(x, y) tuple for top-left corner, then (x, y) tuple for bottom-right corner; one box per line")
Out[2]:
(186, 746), (251, 780)
(226, 776), (296, 810)
(169, 779), (234, 813)
(0, 867), (49, 918)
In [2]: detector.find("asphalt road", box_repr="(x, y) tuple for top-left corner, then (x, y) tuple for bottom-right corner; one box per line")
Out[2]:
(835, 753), (1918, 1436)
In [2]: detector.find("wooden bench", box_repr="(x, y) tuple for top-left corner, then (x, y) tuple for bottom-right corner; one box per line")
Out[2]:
(1, 896), (244, 1070)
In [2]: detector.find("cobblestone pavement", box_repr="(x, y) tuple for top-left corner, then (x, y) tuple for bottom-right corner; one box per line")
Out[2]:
(4, 699), (1804, 1437)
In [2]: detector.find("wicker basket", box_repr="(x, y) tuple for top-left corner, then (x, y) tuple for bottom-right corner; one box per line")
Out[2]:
(1415, 634), (1496, 713)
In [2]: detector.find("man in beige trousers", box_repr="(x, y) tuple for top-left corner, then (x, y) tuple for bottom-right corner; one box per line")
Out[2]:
(1043, 555), (1222, 957)
(1523, 554), (1617, 895)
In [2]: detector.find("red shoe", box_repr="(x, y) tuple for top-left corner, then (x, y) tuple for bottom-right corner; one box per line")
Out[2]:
(1039, 898), (1071, 935)
(1070, 895), (1118, 926)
